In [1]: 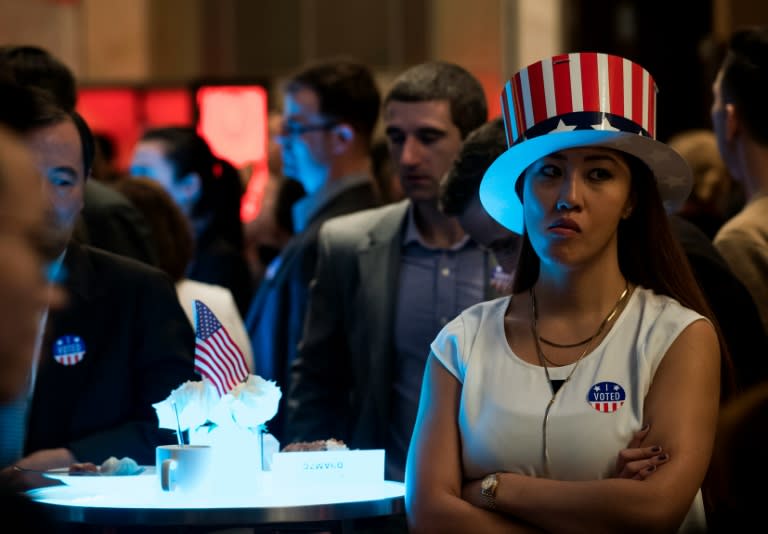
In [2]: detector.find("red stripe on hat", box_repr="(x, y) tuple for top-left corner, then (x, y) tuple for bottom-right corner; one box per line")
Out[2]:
(608, 55), (624, 116)
(512, 74), (526, 136)
(580, 52), (599, 111)
(552, 54), (573, 114)
(647, 74), (656, 137)
(631, 62), (644, 126)
(500, 90), (514, 145)
(527, 61), (548, 124)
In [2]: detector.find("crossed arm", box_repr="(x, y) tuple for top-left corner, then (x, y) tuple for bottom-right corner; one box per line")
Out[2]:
(405, 319), (720, 534)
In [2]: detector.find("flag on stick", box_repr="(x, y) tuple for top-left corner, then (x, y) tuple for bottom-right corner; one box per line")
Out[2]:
(193, 300), (249, 396)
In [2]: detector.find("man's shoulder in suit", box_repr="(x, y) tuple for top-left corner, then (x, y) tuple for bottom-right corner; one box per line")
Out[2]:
(66, 241), (176, 295)
(319, 199), (409, 244)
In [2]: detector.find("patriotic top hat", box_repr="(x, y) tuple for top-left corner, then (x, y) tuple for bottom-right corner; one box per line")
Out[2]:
(480, 52), (692, 233)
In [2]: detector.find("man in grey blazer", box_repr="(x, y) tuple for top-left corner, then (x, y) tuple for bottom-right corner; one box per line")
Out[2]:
(286, 61), (494, 482)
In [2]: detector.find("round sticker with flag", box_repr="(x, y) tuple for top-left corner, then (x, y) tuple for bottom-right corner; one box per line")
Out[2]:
(587, 381), (626, 413)
(53, 335), (86, 366)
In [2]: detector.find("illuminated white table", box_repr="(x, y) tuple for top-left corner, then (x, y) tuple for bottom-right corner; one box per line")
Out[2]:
(27, 473), (406, 532)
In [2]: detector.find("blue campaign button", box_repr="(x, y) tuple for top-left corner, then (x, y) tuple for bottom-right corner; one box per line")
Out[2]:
(587, 381), (626, 413)
(53, 335), (86, 366)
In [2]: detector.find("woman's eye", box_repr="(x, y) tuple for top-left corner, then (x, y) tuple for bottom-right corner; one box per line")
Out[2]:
(539, 164), (561, 178)
(588, 168), (613, 181)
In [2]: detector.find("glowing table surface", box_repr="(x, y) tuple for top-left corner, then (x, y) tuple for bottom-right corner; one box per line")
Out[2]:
(27, 474), (405, 529)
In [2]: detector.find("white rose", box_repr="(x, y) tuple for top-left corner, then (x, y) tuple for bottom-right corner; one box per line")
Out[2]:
(225, 375), (282, 429)
(153, 380), (218, 431)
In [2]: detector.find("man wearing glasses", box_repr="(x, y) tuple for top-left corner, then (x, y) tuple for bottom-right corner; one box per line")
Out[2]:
(245, 58), (381, 442)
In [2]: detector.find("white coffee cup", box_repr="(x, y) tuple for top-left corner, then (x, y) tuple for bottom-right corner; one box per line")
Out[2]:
(156, 444), (213, 494)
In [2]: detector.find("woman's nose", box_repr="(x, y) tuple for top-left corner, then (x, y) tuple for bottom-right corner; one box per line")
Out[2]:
(556, 172), (580, 211)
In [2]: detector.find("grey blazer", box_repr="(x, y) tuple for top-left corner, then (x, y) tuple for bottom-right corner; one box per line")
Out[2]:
(285, 200), (500, 449)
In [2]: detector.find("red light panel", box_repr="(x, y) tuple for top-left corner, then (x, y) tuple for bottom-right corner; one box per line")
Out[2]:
(196, 85), (268, 168)
(144, 89), (193, 127)
(77, 89), (140, 172)
(196, 85), (269, 222)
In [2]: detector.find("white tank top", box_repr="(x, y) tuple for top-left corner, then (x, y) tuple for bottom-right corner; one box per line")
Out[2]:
(431, 286), (707, 532)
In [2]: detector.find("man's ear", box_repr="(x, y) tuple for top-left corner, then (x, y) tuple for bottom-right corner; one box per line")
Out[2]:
(331, 124), (355, 154)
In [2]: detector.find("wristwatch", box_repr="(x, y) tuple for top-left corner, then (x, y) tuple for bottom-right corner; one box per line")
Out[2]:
(480, 472), (499, 509)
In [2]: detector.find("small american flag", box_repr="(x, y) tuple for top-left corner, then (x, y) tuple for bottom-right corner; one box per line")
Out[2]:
(193, 300), (249, 396)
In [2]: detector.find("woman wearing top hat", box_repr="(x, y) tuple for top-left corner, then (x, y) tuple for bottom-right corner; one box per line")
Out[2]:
(405, 53), (730, 533)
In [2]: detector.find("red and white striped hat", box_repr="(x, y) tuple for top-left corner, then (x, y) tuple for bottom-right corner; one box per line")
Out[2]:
(480, 52), (692, 233)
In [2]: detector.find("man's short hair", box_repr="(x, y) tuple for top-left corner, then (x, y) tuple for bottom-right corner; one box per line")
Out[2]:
(440, 117), (506, 216)
(285, 58), (381, 144)
(0, 47), (93, 176)
(6, 85), (94, 177)
(0, 45), (77, 112)
(0, 71), (37, 133)
(384, 61), (488, 139)
(719, 26), (768, 145)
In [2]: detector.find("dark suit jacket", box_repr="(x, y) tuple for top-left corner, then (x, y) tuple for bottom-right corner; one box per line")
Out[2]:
(286, 200), (501, 451)
(188, 233), (254, 317)
(670, 215), (768, 393)
(25, 243), (197, 466)
(73, 180), (157, 266)
(246, 180), (380, 441)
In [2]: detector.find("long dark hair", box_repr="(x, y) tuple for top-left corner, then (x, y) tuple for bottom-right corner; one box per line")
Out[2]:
(114, 177), (194, 282)
(139, 127), (243, 250)
(511, 151), (736, 401)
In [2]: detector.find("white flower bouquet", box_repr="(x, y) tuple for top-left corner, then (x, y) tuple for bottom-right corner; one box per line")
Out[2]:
(153, 374), (282, 434)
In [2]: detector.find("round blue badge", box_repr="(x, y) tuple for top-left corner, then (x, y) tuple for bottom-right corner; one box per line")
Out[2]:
(52, 335), (86, 366)
(587, 381), (626, 413)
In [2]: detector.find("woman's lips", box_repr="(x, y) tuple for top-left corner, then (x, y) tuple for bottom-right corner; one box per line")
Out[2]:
(548, 218), (581, 233)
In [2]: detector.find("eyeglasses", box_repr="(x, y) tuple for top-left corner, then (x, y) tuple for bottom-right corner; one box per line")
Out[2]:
(279, 121), (338, 138)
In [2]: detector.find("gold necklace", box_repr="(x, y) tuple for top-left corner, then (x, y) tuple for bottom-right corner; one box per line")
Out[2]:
(530, 281), (632, 475)
(539, 333), (595, 349)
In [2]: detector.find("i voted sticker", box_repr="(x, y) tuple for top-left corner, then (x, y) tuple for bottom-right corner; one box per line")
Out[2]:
(587, 381), (626, 413)
(53, 335), (86, 366)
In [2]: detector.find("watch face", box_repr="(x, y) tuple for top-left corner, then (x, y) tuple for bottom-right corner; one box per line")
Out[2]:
(481, 473), (497, 494)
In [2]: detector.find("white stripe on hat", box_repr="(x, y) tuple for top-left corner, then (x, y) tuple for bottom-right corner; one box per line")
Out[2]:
(542, 57), (557, 118)
(597, 53), (609, 112)
(642, 69), (649, 131)
(520, 67), (535, 129)
(504, 81), (518, 141)
(569, 52), (583, 111)
(623, 58), (632, 119)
